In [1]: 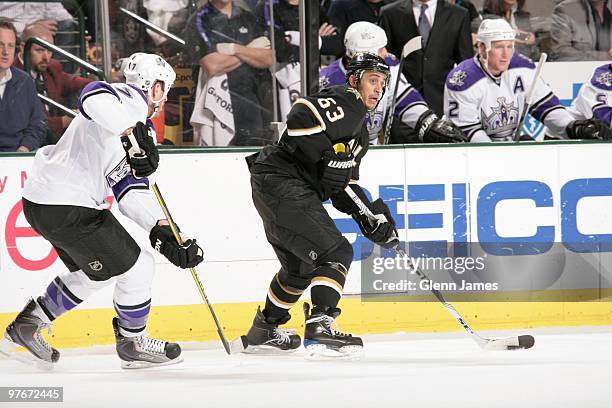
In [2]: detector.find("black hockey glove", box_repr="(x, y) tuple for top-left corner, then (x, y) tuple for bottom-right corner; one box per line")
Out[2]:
(150, 224), (204, 269)
(566, 118), (612, 140)
(417, 110), (468, 143)
(352, 198), (399, 249)
(320, 150), (355, 198)
(121, 122), (160, 178)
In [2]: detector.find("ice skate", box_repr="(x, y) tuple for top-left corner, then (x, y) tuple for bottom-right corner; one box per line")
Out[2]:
(0, 298), (59, 370)
(243, 307), (301, 354)
(112, 318), (183, 369)
(303, 303), (363, 359)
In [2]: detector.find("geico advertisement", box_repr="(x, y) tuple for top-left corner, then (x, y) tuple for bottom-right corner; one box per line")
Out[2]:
(2, 142), (612, 310)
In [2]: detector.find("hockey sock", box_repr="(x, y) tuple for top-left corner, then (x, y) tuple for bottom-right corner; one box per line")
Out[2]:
(38, 270), (111, 321)
(310, 263), (347, 309)
(264, 271), (308, 321)
(113, 251), (155, 337)
(113, 299), (151, 336)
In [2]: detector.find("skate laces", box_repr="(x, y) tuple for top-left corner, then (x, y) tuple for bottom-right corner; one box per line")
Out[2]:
(136, 336), (166, 354)
(308, 314), (351, 337)
(267, 328), (295, 346)
(33, 323), (53, 353)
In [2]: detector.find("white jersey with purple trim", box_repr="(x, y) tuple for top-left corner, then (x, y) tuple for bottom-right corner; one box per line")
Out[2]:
(569, 63), (612, 127)
(319, 54), (428, 144)
(22, 81), (165, 232)
(444, 54), (574, 142)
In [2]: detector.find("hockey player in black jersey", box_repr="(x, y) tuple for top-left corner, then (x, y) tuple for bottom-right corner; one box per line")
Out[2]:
(244, 52), (399, 356)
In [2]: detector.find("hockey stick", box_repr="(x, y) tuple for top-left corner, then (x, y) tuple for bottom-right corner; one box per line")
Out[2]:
(344, 186), (535, 350)
(513, 52), (547, 141)
(383, 36), (423, 145)
(151, 183), (246, 354)
(125, 133), (244, 354)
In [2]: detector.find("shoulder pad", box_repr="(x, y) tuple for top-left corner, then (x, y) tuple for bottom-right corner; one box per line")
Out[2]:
(78, 81), (121, 120)
(590, 63), (612, 91)
(384, 54), (400, 67)
(508, 53), (536, 71)
(445, 58), (485, 92)
(319, 60), (345, 88)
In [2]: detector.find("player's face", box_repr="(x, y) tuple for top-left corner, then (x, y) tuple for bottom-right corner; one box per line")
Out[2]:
(485, 40), (514, 75)
(147, 82), (166, 118)
(359, 71), (387, 110)
(0, 28), (16, 71)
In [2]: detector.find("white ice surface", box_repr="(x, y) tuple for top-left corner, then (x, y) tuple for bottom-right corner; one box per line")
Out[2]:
(1, 327), (611, 408)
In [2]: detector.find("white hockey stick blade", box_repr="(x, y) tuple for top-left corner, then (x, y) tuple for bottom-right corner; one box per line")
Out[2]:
(228, 335), (249, 354)
(402, 36), (423, 57)
(482, 335), (535, 351)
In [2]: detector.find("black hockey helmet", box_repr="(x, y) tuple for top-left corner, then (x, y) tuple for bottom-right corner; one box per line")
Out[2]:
(346, 51), (390, 89)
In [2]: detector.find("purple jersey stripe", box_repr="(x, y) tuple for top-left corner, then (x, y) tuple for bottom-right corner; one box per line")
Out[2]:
(112, 174), (150, 201)
(530, 92), (562, 122)
(395, 86), (426, 117)
(593, 105), (612, 126)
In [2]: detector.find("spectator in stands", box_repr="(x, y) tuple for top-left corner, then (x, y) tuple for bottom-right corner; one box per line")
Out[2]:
(143, 0), (190, 47)
(0, 2), (73, 37)
(481, 0), (538, 60)
(551, 0), (612, 61)
(257, 0), (342, 121)
(379, 0), (473, 116)
(449, 0), (482, 46)
(327, 0), (393, 48)
(183, 0), (274, 146)
(0, 20), (46, 152)
(14, 24), (93, 142)
(257, 0), (342, 63)
(0, 2), (78, 70)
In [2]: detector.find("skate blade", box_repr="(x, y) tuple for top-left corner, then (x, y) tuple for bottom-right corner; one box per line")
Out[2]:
(0, 336), (55, 371)
(120, 356), (184, 369)
(241, 344), (300, 355)
(304, 343), (363, 361)
(228, 335), (248, 354)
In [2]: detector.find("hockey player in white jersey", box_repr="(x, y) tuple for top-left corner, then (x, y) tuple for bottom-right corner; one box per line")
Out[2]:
(319, 21), (465, 145)
(1, 53), (204, 369)
(444, 19), (611, 142)
(569, 63), (612, 128)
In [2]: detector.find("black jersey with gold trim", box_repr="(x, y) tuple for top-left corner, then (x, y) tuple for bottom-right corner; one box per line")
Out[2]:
(249, 86), (369, 200)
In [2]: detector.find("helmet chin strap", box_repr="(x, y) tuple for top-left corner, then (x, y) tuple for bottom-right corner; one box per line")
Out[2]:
(147, 86), (167, 117)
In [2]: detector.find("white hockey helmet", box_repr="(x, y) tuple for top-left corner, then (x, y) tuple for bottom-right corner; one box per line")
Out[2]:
(476, 18), (515, 51)
(344, 21), (387, 58)
(123, 52), (176, 105)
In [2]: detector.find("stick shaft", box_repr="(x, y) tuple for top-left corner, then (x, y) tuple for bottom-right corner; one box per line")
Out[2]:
(344, 186), (486, 346)
(383, 36), (422, 144)
(151, 183), (232, 354)
(513, 52), (548, 141)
